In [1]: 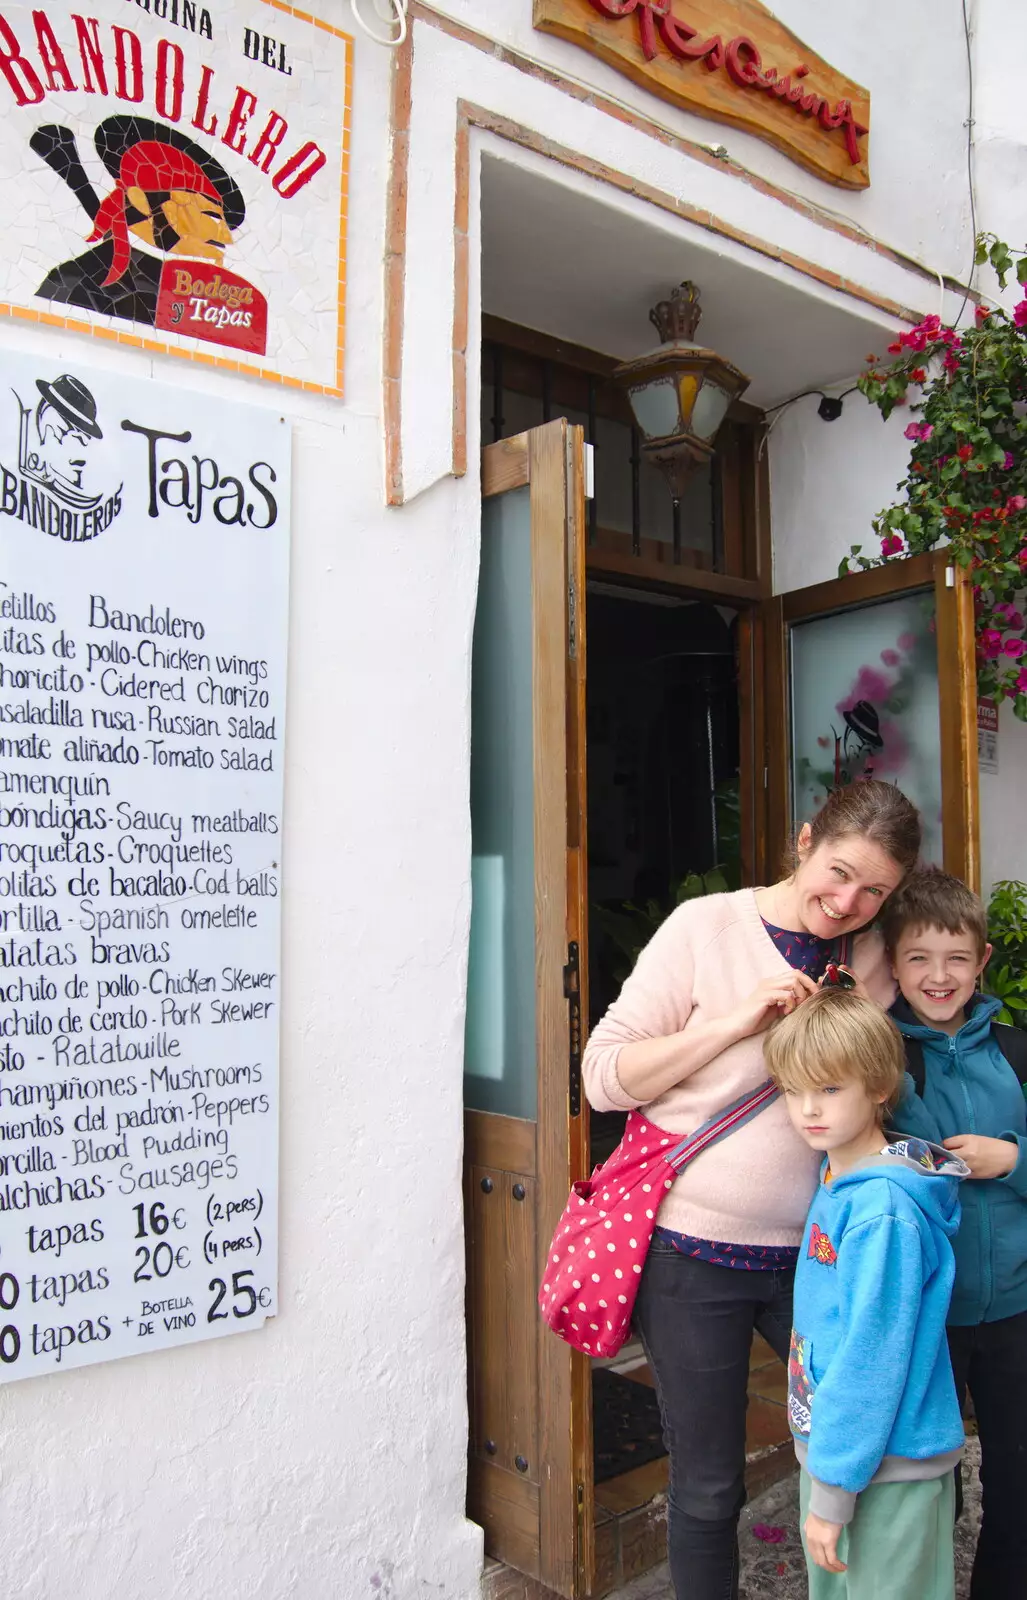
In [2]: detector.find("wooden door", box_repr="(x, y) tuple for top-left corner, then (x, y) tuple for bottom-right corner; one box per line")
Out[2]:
(464, 419), (593, 1596)
(763, 551), (980, 888)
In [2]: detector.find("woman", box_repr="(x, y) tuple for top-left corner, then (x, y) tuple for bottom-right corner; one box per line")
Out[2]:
(582, 780), (921, 1600)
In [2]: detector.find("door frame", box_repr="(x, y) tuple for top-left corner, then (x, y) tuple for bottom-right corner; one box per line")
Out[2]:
(763, 550), (980, 889)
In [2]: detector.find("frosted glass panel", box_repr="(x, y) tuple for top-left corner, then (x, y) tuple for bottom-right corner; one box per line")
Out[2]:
(790, 591), (942, 862)
(464, 486), (538, 1119)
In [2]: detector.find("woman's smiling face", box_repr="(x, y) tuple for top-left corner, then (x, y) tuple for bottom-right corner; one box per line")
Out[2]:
(794, 827), (906, 940)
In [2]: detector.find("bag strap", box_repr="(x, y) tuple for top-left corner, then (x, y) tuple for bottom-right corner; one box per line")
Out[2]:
(666, 1078), (780, 1174)
(905, 1036), (927, 1097)
(994, 1022), (1027, 1087)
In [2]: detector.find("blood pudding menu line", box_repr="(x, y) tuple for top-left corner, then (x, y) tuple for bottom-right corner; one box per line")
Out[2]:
(0, 353), (289, 1381)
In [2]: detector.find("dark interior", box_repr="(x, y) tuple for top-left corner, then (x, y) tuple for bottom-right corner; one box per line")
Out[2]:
(586, 583), (741, 1481)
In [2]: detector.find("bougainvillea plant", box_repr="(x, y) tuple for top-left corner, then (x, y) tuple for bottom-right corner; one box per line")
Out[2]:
(844, 235), (1027, 718)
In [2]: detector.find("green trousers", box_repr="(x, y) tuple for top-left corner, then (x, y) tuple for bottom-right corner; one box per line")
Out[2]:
(799, 1468), (955, 1600)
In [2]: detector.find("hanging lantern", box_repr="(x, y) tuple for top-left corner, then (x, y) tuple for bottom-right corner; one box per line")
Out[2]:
(614, 282), (751, 502)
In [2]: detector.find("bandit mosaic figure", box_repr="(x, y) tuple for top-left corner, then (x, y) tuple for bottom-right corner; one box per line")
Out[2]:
(33, 117), (268, 356)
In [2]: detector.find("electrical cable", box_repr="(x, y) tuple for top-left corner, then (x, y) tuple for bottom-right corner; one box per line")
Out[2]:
(763, 385), (859, 418)
(955, 0), (977, 327)
(350, 0), (407, 46)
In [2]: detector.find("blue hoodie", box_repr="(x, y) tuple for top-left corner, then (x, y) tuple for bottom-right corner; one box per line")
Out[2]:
(890, 992), (1027, 1325)
(789, 1137), (968, 1524)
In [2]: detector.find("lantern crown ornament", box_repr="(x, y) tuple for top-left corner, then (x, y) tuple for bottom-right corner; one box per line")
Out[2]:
(649, 281), (703, 344)
(615, 281), (750, 501)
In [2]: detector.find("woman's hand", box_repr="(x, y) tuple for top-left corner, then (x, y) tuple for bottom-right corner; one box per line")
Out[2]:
(818, 965), (871, 1001)
(804, 1513), (846, 1573)
(943, 1134), (1018, 1179)
(728, 971), (818, 1040)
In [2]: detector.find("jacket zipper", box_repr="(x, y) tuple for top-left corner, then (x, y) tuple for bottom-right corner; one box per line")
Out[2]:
(951, 1035), (992, 1317)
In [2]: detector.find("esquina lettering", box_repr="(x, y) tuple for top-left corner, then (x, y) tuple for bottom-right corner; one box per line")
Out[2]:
(0, 10), (325, 198)
(586, 0), (867, 166)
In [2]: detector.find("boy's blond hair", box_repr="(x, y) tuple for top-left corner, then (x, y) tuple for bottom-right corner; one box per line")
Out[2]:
(764, 988), (905, 1113)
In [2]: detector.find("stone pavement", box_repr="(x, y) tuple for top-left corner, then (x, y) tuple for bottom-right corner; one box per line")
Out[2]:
(609, 1438), (983, 1600)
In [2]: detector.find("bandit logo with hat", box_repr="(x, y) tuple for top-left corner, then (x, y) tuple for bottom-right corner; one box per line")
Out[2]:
(33, 116), (268, 357)
(832, 698), (885, 787)
(3, 370), (123, 541)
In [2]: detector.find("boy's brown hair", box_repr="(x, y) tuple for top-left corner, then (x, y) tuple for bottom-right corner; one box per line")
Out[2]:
(879, 866), (988, 958)
(764, 989), (905, 1114)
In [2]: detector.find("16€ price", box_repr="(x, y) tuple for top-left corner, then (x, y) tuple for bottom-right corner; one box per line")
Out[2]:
(132, 1203), (190, 1281)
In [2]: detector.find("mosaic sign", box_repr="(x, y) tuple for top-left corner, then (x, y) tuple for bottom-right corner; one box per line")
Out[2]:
(0, 349), (289, 1378)
(0, 0), (352, 393)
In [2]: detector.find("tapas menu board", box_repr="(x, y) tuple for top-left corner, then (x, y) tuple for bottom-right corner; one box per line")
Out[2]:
(0, 350), (288, 1379)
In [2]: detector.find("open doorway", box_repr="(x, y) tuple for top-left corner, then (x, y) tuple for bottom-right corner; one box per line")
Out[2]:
(582, 585), (794, 1538)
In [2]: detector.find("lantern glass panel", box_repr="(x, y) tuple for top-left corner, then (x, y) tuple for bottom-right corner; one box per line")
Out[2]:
(628, 378), (679, 441)
(691, 382), (733, 442)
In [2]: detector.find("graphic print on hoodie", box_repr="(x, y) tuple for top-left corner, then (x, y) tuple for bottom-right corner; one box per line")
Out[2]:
(788, 1136), (969, 1524)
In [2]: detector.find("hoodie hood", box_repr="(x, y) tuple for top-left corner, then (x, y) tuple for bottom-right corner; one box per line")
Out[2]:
(891, 990), (1002, 1052)
(826, 1136), (969, 1239)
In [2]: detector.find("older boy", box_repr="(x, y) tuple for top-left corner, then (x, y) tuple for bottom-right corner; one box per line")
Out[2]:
(764, 989), (967, 1599)
(885, 868), (1027, 1599)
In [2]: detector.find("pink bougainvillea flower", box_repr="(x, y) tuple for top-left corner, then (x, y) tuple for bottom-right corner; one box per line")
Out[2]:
(995, 602), (1016, 620)
(1007, 495), (1027, 512)
(1017, 668), (1027, 693)
(1019, 548), (1027, 568)
(903, 422), (934, 442)
(1013, 300), (1027, 329)
(980, 629), (1004, 659)
(943, 352), (961, 373)
(910, 367), (927, 384)
(1004, 638), (1026, 659)
(751, 1525), (787, 1544)
(887, 342), (903, 355)
(880, 648), (901, 667)
(881, 534), (904, 557)
(897, 632), (917, 651)
(1004, 452), (1015, 470)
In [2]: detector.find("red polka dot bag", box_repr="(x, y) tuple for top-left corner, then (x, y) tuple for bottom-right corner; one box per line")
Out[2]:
(538, 1080), (781, 1358)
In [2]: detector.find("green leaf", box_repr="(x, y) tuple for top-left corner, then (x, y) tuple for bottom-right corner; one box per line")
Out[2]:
(1018, 257), (1027, 285)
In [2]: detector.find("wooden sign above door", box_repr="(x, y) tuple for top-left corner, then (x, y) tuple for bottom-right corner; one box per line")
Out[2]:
(532, 0), (871, 189)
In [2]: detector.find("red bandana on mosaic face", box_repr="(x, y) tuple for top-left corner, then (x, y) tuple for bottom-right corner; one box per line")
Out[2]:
(88, 141), (223, 287)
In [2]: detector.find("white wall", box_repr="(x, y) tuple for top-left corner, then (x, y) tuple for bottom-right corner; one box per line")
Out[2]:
(770, 391), (914, 593)
(6, 3), (1027, 1595)
(0, 18), (483, 1600)
(980, 704), (1027, 898)
(432, 0), (972, 276)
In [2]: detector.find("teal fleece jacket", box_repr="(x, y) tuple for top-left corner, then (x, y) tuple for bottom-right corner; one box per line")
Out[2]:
(788, 1138), (967, 1524)
(890, 992), (1027, 1325)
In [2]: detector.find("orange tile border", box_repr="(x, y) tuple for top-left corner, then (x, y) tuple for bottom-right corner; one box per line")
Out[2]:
(1, 0), (352, 402)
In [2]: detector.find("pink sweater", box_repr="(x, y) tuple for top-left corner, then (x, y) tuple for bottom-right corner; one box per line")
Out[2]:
(582, 889), (896, 1246)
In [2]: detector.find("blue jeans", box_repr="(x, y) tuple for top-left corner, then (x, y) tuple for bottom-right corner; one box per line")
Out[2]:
(633, 1235), (795, 1600)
